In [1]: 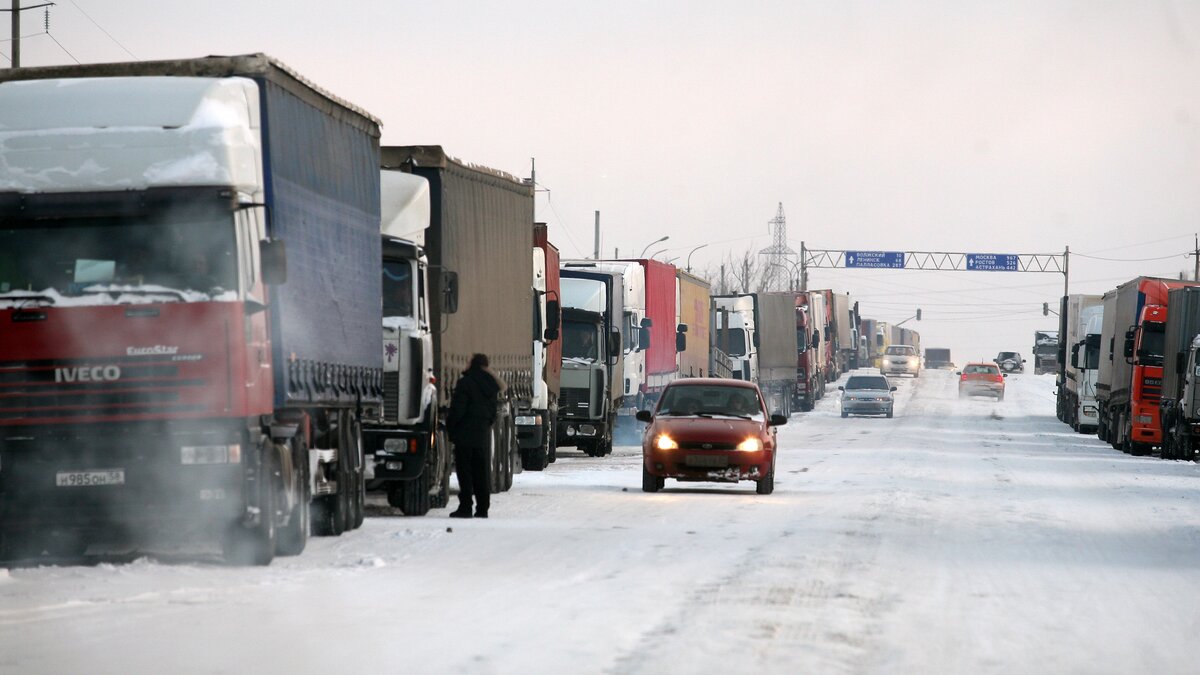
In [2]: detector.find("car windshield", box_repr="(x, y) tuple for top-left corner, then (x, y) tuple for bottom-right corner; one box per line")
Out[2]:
(965, 364), (999, 375)
(657, 385), (763, 419)
(845, 376), (890, 390)
(885, 346), (914, 356)
(997, 352), (1019, 360)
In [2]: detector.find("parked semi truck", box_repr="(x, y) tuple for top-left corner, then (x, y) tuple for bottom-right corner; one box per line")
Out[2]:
(381, 146), (533, 493)
(714, 293), (797, 415)
(364, 171), (448, 516)
(558, 266), (626, 456)
(830, 292), (855, 374)
(1159, 287), (1200, 460)
(1056, 295), (1101, 432)
(793, 293), (823, 411)
(1096, 277), (1199, 454)
(807, 291), (830, 387)
(0, 54), (380, 564)
(519, 224), (562, 470)
(676, 270), (710, 378)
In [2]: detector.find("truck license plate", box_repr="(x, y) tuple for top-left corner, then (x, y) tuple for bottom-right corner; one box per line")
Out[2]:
(56, 469), (125, 487)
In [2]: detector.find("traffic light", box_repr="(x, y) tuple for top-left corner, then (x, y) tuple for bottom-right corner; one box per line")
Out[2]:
(916, 308), (922, 321)
(1043, 302), (1049, 316)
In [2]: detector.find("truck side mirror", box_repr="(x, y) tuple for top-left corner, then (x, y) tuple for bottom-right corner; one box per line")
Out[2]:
(1122, 329), (1135, 359)
(544, 299), (560, 341)
(608, 330), (622, 359)
(639, 326), (651, 350)
(1070, 344), (1080, 369)
(813, 330), (820, 346)
(260, 239), (287, 285)
(1177, 351), (1187, 375)
(675, 331), (686, 352)
(442, 271), (459, 314)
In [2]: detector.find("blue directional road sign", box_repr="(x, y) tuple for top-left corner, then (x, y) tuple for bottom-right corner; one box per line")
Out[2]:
(844, 251), (905, 269)
(966, 253), (1020, 271)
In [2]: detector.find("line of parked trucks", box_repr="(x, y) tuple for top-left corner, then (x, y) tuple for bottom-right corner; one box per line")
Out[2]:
(0, 54), (921, 565)
(1054, 277), (1200, 461)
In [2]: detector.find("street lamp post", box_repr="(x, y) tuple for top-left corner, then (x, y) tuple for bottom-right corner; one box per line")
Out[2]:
(639, 236), (669, 259)
(686, 244), (708, 273)
(769, 259), (803, 291)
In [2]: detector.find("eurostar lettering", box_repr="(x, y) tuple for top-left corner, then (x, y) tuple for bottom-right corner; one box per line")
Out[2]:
(127, 345), (179, 356)
(56, 366), (121, 383)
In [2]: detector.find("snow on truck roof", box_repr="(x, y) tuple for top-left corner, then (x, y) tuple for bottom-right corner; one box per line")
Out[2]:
(0, 53), (381, 135)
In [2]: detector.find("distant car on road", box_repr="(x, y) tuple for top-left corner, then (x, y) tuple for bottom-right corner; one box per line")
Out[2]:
(840, 374), (897, 418)
(881, 345), (921, 377)
(959, 362), (1007, 400)
(636, 379), (787, 495)
(994, 351), (1026, 374)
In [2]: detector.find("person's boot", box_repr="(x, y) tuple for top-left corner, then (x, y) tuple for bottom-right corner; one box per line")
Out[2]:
(474, 508), (488, 519)
(449, 502), (473, 519)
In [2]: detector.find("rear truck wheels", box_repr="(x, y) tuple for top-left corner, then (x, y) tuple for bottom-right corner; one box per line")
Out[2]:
(547, 416), (558, 464)
(642, 466), (662, 493)
(502, 412), (516, 491)
(391, 467), (431, 516)
(756, 465), (775, 495)
(224, 450), (279, 566)
(275, 437), (310, 557)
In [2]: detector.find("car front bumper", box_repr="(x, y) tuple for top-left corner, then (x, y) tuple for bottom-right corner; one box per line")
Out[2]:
(842, 399), (893, 415)
(643, 448), (772, 483)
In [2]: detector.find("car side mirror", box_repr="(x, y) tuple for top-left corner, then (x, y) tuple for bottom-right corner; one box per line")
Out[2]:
(1003, 373), (1009, 378)
(260, 239), (287, 285)
(837, 386), (844, 391)
(954, 371), (961, 375)
(635, 410), (653, 423)
(890, 386), (897, 391)
(769, 414), (788, 426)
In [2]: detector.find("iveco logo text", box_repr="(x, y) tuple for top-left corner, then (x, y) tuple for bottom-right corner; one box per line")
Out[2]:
(127, 345), (179, 356)
(55, 366), (121, 383)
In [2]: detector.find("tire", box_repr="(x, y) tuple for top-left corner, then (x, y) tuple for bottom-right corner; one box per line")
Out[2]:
(224, 451), (278, 566)
(547, 416), (558, 463)
(340, 414), (364, 531)
(502, 414), (515, 491)
(392, 469), (431, 516)
(997, 393), (1005, 402)
(886, 408), (893, 419)
(841, 410), (849, 418)
(756, 464), (775, 495)
(276, 438), (310, 557)
(429, 427), (451, 509)
(642, 466), (662, 493)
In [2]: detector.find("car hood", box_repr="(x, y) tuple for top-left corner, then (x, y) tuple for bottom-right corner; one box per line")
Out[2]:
(650, 416), (764, 442)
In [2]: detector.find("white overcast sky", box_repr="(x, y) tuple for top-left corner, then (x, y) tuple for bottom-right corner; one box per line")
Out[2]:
(7, 1), (1200, 361)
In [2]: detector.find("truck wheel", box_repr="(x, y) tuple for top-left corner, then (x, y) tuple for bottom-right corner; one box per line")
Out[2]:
(755, 465), (775, 495)
(339, 414), (364, 531)
(394, 470), (432, 516)
(547, 417), (558, 464)
(642, 467), (662, 493)
(276, 438), (310, 556)
(428, 427), (451, 509)
(224, 453), (278, 566)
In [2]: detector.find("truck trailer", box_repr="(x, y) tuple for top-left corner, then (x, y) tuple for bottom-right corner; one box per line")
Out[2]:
(380, 146), (534, 493)
(0, 54), (381, 564)
(1056, 295), (1101, 432)
(1159, 287), (1200, 460)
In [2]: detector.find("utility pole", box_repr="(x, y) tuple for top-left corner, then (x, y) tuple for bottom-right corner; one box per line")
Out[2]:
(4, 1), (53, 68)
(1193, 234), (1199, 281)
(799, 240), (808, 292)
(593, 211), (600, 259)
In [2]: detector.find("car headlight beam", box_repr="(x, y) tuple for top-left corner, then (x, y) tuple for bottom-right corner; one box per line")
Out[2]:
(737, 437), (762, 452)
(656, 434), (678, 450)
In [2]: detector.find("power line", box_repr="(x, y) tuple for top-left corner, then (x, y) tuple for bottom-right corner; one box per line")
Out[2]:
(1072, 251), (1189, 262)
(45, 31), (79, 64)
(541, 189), (587, 259)
(67, 0), (135, 58)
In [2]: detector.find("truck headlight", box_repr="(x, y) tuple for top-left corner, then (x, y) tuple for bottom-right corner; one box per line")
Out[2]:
(515, 415), (540, 426)
(1135, 415), (1153, 424)
(181, 444), (240, 465)
(737, 437), (762, 452)
(656, 434), (678, 450)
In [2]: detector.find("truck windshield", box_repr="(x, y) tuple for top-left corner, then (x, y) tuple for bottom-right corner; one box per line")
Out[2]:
(0, 205), (237, 305)
(562, 320), (599, 361)
(382, 260), (414, 317)
(719, 328), (748, 357)
(561, 278), (606, 313)
(1140, 322), (1164, 365)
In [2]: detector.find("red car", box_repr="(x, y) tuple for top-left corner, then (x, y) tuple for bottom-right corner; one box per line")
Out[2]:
(636, 378), (787, 495)
(958, 362), (1007, 400)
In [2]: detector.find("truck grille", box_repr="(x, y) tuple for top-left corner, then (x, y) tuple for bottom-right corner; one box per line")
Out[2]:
(0, 356), (209, 421)
(560, 387), (591, 419)
(383, 371), (400, 420)
(1142, 376), (1161, 404)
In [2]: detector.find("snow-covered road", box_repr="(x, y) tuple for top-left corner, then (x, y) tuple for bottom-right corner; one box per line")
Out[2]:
(4, 371), (1200, 674)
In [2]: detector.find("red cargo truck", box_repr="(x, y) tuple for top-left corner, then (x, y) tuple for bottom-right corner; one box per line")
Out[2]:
(793, 293), (822, 411)
(634, 258), (682, 406)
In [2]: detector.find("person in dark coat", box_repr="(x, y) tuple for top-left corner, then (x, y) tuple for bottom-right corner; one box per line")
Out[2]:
(446, 353), (505, 518)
